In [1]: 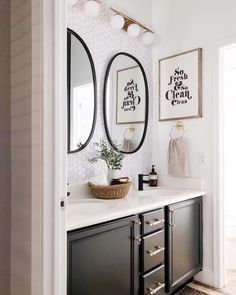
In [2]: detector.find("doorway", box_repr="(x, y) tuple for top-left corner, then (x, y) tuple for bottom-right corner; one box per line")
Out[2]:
(222, 43), (236, 294)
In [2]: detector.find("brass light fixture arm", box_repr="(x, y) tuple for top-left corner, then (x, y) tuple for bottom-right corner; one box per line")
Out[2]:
(109, 7), (154, 33)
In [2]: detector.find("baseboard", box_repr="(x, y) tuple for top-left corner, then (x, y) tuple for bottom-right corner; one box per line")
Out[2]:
(195, 268), (214, 287)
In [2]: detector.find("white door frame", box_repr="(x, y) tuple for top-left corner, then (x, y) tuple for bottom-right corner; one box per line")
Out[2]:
(212, 44), (225, 289)
(213, 37), (236, 289)
(42, 0), (67, 294)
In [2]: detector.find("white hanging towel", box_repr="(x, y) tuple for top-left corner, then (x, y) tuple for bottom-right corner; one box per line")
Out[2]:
(122, 138), (134, 152)
(168, 137), (189, 177)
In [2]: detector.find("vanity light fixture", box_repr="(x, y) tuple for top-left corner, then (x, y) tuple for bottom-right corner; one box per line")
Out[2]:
(109, 7), (155, 45)
(84, 0), (101, 18)
(110, 14), (125, 31)
(141, 31), (154, 45)
(67, 0), (77, 6)
(127, 23), (141, 38)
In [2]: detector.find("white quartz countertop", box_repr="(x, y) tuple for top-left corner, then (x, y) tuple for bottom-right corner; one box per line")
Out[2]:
(67, 187), (206, 231)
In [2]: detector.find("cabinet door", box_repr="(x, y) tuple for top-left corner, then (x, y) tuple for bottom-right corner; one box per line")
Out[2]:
(166, 197), (203, 293)
(67, 216), (139, 295)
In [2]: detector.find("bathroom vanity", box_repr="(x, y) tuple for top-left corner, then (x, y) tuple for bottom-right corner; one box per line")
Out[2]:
(66, 14), (203, 295)
(67, 188), (204, 295)
(66, 31), (204, 295)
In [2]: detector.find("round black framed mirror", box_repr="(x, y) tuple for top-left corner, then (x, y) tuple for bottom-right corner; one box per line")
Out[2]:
(67, 28), (97, 153)
(103, 52), (149, 154)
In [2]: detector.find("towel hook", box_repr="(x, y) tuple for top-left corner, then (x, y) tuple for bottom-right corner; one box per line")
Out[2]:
(169, 121), (185, 139)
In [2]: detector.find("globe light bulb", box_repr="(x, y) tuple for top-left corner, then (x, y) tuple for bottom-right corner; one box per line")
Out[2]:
(127, 23), (141, 38)
(141, 31), (154, 45)
(110, 14), (125, 31)
(84, 0), (101, 18)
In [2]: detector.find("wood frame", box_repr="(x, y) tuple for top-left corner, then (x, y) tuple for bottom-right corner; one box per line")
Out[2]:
(116, 65), (145, 125)
(158, 48), (203, 121)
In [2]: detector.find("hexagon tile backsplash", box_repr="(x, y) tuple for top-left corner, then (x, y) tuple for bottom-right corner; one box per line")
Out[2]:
(67, 0), (153, 185)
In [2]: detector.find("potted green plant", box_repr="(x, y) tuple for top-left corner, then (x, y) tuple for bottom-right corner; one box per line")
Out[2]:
(89, 139), (125, 181)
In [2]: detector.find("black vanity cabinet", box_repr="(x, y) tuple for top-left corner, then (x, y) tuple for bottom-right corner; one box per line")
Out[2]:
(67, 215), (140, 295)
(67, 197), (203, 295)
(166, 197), (203, 294)
(140, 209), (166, 295)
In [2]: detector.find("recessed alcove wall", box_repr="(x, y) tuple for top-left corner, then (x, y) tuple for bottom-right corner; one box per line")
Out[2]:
(67, 1), (153, 184)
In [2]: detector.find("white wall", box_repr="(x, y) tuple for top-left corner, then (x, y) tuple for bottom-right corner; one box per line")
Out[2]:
(152, 0), (236, 286)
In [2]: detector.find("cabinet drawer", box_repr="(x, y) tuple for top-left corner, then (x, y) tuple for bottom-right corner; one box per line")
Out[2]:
(142, 264), (165, 295)
(141, 209), (165, 235)
(141, 229), (165, 272)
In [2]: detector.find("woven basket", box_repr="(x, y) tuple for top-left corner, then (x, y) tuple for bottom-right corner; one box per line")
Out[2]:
(88, 180), (132, 200)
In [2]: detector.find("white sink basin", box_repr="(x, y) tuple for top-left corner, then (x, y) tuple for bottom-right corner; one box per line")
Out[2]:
(138, 187), (185, 198)
(68, 198), (105, 204)
(67, 200), (117, 217)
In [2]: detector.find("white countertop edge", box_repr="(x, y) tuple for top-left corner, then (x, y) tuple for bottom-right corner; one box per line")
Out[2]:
(67, 190), (206, 231)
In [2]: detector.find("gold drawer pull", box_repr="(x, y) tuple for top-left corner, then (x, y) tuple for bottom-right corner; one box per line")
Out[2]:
(147, 282), (165, 294)
(146, 219), (164, 227)
(133, 219), (141, 225)
(134, 235), (141, 243)
(147, 246), (165, 257)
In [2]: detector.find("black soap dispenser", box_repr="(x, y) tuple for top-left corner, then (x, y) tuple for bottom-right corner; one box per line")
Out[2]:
(149, 165), (158, 187)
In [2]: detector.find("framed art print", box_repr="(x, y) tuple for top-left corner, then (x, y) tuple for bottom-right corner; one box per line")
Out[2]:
(116, 66), (145, 124)
(159, 48), (202, 121)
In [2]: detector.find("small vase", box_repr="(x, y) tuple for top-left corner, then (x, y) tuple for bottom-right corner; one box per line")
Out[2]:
(107, 169), (119, 182)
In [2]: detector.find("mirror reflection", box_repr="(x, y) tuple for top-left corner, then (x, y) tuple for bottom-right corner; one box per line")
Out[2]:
(104, 53), (149, 154)
(67, 29), (97, 153)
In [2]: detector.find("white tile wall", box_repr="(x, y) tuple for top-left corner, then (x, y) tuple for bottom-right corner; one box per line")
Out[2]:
(67, 0), (153, 184)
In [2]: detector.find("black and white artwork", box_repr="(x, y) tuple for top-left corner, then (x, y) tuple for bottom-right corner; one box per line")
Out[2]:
(116, 66), (145, 124)
(159, 48), (202, 121)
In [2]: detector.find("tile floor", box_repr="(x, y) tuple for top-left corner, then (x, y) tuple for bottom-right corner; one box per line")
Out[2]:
(190, 270), (236, 295)
(222, 270), (236, 295)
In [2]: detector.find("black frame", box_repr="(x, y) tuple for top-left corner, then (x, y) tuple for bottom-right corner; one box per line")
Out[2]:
(67, 28), (97, 154)
(103, 52), (149, 154)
